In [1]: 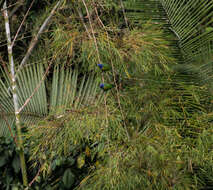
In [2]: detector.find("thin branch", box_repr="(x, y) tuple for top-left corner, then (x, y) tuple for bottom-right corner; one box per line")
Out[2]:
(120, 0), (128, 28)
(16, 0), (62, 75)
(76, 8), (92, 39)
(28, 166), (42, 187)
(92, 1), (106, 30)
(11, 0), (35, 48)
(0, 29), (55, 49)
(0, 1), (20, 11)
(81, 0), (101, 65)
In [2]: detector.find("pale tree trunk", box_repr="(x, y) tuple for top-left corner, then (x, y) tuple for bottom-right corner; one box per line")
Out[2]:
(2, 0), (62, 187)
(3, 1), (28, 186)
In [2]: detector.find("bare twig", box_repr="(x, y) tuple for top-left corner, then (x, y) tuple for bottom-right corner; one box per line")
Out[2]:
(16, 0), (62, 75)
(76, 8), (92, 39)
(0, 1), (20, 12)
(92, 1), (106, 30)
(120, 0), (128, 28)
(0, 29), (55, 49)
(11, 0), (35, 48)
(81, 0), (101, 65)
(28, 166), (42, 187)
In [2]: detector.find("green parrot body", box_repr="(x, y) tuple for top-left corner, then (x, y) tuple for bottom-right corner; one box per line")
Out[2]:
(97, 64), (111, 72)
(100, 83), (115, 91)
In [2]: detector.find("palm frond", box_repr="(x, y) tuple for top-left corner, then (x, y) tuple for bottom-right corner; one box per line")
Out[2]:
(160, 0), (213, 62)
(0, 63), (102, 137)
(50, 64), (103, 113)
(16, 63), (48, 116)
(124, 0), (213, 88)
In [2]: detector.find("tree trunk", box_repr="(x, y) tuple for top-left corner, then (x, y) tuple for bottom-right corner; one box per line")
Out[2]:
(3, 1), (28, 186)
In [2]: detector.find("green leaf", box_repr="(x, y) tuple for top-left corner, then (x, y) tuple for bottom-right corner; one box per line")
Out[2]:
(146, 145), (158, 155)
(205, 27), (213, 33)
(55, 159), (61, 166)
(51, 161), (56, 170)
(77, 155), (85, 169)
(62, 169), (75, 189)
(0, 155), (7, 167)
(12, 155), (20, 173)
(67, 157), (75, 166)
(11, 186), (19, 190)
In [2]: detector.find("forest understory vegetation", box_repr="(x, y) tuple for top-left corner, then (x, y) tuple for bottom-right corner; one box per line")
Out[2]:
(0, 0), (213, 189)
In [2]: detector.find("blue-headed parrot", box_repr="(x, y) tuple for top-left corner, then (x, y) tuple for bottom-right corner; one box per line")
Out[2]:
(100, 83), (115, 91)
(97, 63), (111, 72)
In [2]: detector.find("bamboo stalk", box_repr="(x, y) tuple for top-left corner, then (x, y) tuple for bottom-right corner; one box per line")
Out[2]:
(3, 1), (28, 186)
(120, 0), (128, 28)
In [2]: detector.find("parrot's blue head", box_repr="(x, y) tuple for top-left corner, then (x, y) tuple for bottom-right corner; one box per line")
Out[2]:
(100, 83), (104, 88)
(97, 64), (103, 69)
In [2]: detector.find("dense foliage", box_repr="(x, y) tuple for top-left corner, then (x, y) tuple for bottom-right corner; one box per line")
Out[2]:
(0, 0), (213, 189)
(0, 135), (94, 189)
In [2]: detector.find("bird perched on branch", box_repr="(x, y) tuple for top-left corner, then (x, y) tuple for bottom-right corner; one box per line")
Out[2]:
(100, 83), (115, 91)
(97, 63), (111, 72)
